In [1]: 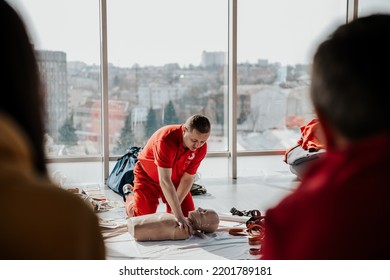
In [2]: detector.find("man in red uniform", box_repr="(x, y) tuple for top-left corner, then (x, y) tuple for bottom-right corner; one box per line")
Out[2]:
(261, 15), (390, 259)
(125, 114), (211, 235)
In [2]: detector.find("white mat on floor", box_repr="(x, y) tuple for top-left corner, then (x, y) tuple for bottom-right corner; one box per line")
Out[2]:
(98, 206), (259, 260)
(103, 220), (258, 260)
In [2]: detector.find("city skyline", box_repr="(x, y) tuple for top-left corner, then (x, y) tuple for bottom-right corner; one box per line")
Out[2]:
(11, 0), (346, 68)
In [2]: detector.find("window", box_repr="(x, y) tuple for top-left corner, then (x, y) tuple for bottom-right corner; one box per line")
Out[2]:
(107, 0), (229, 155)
(237, 0), (346, 151)
(9, 0), (355, 183)
(10, 0), (101, 157)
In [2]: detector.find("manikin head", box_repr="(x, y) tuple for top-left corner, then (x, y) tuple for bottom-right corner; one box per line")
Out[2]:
(188, 207), (219, 233)
(182, 114), (211, 151)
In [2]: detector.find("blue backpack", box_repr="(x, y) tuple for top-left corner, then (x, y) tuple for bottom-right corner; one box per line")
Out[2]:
(106, 146), (142, 197)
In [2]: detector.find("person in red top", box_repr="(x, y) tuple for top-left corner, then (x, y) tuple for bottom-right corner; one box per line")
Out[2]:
(125, 114), (211, 235)
(261, 14), (390, 259)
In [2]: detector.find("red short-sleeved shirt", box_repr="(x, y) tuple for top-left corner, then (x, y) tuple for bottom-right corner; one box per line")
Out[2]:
(137, 124), (207, 186)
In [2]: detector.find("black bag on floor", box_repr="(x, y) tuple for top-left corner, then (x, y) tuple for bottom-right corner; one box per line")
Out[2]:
(190, 183), (207, 195)
(106, 146), (142, 196)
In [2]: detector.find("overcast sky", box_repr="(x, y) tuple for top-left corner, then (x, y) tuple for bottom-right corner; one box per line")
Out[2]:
(9, 0), (390, 67)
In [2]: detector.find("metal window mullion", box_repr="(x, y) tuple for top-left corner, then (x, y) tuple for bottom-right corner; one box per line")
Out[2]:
(228, 0), (237, 179)
(99, 0), (109, 185)
(347, 0), (358, 22)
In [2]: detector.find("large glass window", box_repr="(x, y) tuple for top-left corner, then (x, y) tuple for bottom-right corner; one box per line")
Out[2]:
(9, 0), (102, 185)
(8, 0), (357, 183)
(237, 0), (346, 151)
(9, 0), (101, 157)
(107, 0), (229, 155)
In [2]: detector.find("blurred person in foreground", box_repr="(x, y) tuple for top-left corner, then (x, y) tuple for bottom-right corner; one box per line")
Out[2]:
(0, 0), (105, 259)
(261, 14), (390, 259)
(125, 114), (211, 236)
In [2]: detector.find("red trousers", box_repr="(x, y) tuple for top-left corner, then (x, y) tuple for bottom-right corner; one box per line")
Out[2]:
(125, 162), (195, 217)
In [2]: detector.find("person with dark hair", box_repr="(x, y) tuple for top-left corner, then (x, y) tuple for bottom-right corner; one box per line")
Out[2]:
(0, 0), (105, 259)
(261, 14), (390, 259)
(125, 114), (211, 235)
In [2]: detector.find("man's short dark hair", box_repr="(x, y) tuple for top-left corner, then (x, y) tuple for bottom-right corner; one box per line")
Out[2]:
(185, 114), (211, 134)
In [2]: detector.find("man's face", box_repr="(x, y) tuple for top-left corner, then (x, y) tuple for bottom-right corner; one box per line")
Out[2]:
(182, 127), (210, 151)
